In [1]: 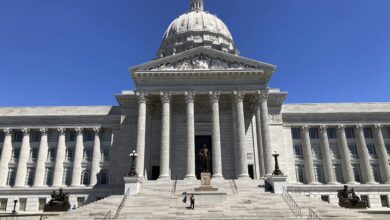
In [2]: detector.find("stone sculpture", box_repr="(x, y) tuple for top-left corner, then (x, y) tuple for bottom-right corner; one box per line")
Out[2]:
(337, 185), (367, 209)
(43, 188), (71, 212)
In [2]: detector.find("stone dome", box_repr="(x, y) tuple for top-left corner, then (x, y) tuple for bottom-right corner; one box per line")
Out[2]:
(157, 0), (238, 58)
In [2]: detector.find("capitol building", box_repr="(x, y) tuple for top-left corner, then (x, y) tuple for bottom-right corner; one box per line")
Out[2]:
(1, 0), (390, 218)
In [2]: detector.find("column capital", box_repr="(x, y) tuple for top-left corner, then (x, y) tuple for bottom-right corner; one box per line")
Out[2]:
(256, 89), (269, 101)
(57, 128), (66, 134)
(136, 91), (149, 104)
(233, 90), (245, 102)
(184, 91), (196, 104)
(75, 127), (84, 134)
(39, 128), (48, 135)
(2, 128), (12, 135)
(160, 91), (172, 104)
(373, 124), (383, 134)
(354, 124), (364, 131)
(301, 125), (309, 133)
(93, 127), (101, 134)
(209, 91), (221, 103)
(21, 128), (30, 135)
(336, 125), (345, 133)
(319, 125), (327, 132)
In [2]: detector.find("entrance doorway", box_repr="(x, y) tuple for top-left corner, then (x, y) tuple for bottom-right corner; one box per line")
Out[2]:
(195, 135), (212, 179)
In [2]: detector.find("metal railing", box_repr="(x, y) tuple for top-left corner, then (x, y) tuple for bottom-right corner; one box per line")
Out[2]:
(171, 178), (178, 195)
(113, 188), (130, 219)
(103, 210), (111, 220)
(308, 208), (321, 220)
(229, 179), (238, 194)
(282, 187), (302, 218)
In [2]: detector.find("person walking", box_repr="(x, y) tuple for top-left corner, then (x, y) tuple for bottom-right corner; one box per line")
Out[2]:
(190, 194), (195, 210)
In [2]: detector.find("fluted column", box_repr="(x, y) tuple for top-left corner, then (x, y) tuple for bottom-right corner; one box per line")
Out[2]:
(52, 128), (66, 187)
(184, 91), (196, 180)
(373, 125), (390, 183)
(90, 128), (101, 186)
(233, 90), (249, 179)
(254, 99), (265, 178)
(71, 128), (84, 186)
(355, 125), (375, 184)
(0, 129), (13, 187)
(319, 125), (337, 184)
(257, 90), (273, 175)
(14, 129), (31, 187)
(336, 125), (356, 184)
(33, 128), (49, 187)
(210, 91), (223, 179)
(301, 126), (317, 184)
(159, 91), (172, 180)
(135, 92), (148, 178)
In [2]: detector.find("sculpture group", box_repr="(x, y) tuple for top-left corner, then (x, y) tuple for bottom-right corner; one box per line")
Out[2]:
(44, 188), (71, 212)
(337, 185), (367, 209)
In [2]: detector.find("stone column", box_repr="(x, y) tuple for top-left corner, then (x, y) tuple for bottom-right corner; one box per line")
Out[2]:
(319, 125), (337, 184)
(14, 129), (31, 187)
(0, 129), (13, 187)
(159, 91), (172, 180)
(354, 125), (375, 184)
(71, 128), (84, 186)
(254, 99), (265, 178)
(33, 128), (49, 187)
(184, 91), (196, 180)
(90, 128), (101, 186)
(336, 125), (356, 184)
(52, 128), (66, 187)
(373, 124), (390, 183)
(135, 92), (148, 179)
(258, 90), (273, 175)
(233, 90), (249, 179)
(209, 91), (223, 179)
(301, 126), (317, 184)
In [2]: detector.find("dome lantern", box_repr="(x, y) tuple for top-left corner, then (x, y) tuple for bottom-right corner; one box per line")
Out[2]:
(190, 0), (204, 11)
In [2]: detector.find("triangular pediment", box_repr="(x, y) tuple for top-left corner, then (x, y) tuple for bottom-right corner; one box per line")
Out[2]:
(129, 47), (276, 73)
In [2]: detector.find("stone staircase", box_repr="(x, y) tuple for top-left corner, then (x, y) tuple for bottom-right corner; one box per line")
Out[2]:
(49, 179), (385, 220)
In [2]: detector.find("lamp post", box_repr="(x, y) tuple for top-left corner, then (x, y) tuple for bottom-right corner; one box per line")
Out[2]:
(128, 150), (138, 177)
(12, 199), (18, 214)
(272, 151), (283, 176)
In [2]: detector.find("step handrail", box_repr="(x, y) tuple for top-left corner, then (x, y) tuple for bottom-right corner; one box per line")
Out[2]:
(113, 188), (130, 219)
(282, 187), (302, 218)
(171, 177), (177, 195)
(232, 179), (238, 194)
(103, 210), (111, 220)
(308, 208), (321, 220)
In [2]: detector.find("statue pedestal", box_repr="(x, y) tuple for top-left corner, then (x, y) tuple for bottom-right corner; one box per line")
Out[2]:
(265, 175), (287, 194)
(124, 176), (144, 195)
(186, 172), (226, 204)
(194, 173), (218, 191)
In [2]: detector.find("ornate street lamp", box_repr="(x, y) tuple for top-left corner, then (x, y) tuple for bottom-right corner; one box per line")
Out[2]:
(128, 150), (138, 177)
(272, 150), (284, 176)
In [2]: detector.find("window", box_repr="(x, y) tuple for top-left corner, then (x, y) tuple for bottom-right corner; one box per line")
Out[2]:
(25, 167), (35, 186)
(102, 147), (109, 162)
(309, 128), (319, 139)
(345, 128), (355, 139)
(329, 143), (341, 159)
(101, 129), (112, 142)
(372, 164), (381, 183)
(77, 197), (85, 208)
(0, 198), (7, 211)
(314, 164), (325, 183)
(81, 170), (90, 185)
(67, 130), (76, 142)
(19, 198), (27, 211)
(84, 130), (95, 142)
(380, 195), (389, 208)
(48, 130), (58, 143)
(30, 131), (41, 143)
(312, 144), (322, 159)
(361, 195), (370, 208)
(348, 144), (358, 158)
(83, 147), (92, 162)
(13, 131), (23, 142)
(291, 128), (301, 139)
(321, 195), (330, 203)
(333, 164), (344, 183)
(383, 127), (390, 138)
(30, 148), (38, 162)
(48, 148), (56, 162)
(6, 168), (16, 186)
(45, 167), (53, 186)
(0, 132), (5, 143)
(294, 144), (303, 158)
(295, 165), (305, 183)
(353, 164), (362, 183)
(385, 144), (390, 155)
(38, 198), (46, 211)
(63, 167), (71, 186)
(367, 144), (377, 157)
(327, 128), (336, 139)
(11, 148), (20, 161)
(363, 128), (373, 139)
(99, 170), (109, 185)
(65, 148), (74, 161)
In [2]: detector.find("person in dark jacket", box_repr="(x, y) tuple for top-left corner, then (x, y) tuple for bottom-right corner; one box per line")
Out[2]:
(190, 194), (195, 210)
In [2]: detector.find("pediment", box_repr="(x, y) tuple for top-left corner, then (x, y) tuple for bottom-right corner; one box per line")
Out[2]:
(130, 47), (276, 73)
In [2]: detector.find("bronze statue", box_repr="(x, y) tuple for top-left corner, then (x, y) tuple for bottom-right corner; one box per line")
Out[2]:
(44, 188), (71, 212)
(199, 144), (210, 173)
(337, 185), (366, 209)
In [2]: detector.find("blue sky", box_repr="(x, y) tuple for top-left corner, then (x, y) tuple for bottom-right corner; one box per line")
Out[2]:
(0, 0), (389, 106)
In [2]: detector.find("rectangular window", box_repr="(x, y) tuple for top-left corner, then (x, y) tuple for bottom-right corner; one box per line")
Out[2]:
(380, 195), (389, 208)
(0, 198), (7, 211)
(101, 128), (112, 142)
(30, 148), (39, 162)
(19, 198), (27, 211)
(383, 127), (390, 138)
(25, 168), (35, 186)
(321, 195), (330, 203)
(67, 130), (76, 142)
(309, 128), (319, 139)
(84, 130), (95, 142)
(294, 144), (303, 158)
(314, 164), (325, 183)
(327, 128), (337, 139)
(77, 197), (86, 208)
(47, 148), (56, 162)
(295, 165), (305, 183)
(7, 168), (16, 186)
(312, 144), (322, 159)
(372, 164), (381, 183)
(345, 128), (355, 139)
(48, 130), (59, 143)
(83, 147), (92, 162)
(13, 131), (23, 142)
(333, 164), (344, 183)
(291, 128), (301, 140)
(62, 167), (71, 186)
(102, 146), (109, 162)
(361, 195), (370, 208)
(11, 148), (20, 161)
(363, 128), (373, 139)
(0, 133), (5, 143)
(65, 148), (74, 161)
(30, 131), (41, 143)
(38, 198), (46, 211)
(385, 144), (390, 155)
(353, 164), (362, 183)
(45, 167), (53, 186)
(367, 144), (377, 157)
(348, 143), (359, 158)
(329, 143), (341, 159)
